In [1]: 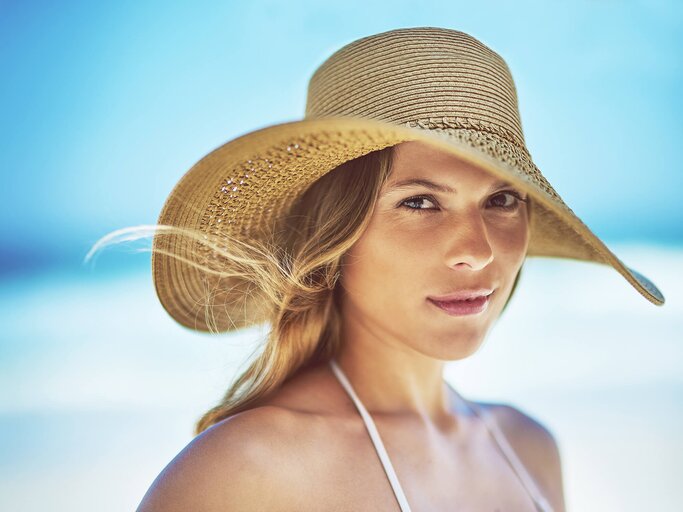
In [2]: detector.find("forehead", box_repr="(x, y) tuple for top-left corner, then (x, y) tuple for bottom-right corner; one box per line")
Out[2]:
(387, 140), (506, 187)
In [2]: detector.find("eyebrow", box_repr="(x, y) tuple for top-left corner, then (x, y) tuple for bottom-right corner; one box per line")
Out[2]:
(383, 177), (517, 195)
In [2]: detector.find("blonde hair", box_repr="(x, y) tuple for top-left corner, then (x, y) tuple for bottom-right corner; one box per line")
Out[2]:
(86, 144), (528, 436)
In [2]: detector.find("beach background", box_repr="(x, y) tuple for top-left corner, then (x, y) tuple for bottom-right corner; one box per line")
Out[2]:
(1, 1), (681, 511)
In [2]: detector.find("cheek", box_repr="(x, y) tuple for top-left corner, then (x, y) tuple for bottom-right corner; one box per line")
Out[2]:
(487, 219), (529, 305)
(341, 220), (427, 299)
(491, 217), (530, 263)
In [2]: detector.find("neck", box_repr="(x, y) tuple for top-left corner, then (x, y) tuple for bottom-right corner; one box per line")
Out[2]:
(333, 330), (454, 426)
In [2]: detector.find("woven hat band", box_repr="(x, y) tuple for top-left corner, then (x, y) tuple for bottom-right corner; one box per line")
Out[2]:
(305, 27), (527, 151)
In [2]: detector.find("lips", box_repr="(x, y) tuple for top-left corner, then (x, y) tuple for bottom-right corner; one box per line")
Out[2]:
(427, 292), (492, 316)
(427, 288), (494, 302)
(426, 288), (495, 317)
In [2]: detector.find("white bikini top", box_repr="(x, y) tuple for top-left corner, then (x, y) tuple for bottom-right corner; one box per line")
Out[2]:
(328, 358), (554, 512)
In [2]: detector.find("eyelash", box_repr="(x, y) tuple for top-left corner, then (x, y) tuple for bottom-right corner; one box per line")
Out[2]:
(399, 190), (528, 214)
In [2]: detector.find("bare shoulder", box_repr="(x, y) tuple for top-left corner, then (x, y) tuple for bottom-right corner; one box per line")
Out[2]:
(136, 405), (316, 512)
(484, 402), (567, 512)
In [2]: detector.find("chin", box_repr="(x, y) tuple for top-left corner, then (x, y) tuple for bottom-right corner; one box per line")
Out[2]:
(418, 333), (486, 362)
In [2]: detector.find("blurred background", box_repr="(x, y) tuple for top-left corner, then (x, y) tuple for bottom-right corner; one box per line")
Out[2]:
(1, 0), (681, 510)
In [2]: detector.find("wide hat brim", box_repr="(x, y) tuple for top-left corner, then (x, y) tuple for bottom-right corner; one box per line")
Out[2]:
(152, 116), (665, 333)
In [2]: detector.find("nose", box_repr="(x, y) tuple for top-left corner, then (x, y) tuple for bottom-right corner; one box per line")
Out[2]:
(443, 210), (494, 271)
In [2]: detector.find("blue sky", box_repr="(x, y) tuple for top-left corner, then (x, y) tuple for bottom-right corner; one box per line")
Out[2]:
(1, 0), (681, 278)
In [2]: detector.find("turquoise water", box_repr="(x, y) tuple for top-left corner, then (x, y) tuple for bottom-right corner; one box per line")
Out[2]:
(0, 243), (680, 511)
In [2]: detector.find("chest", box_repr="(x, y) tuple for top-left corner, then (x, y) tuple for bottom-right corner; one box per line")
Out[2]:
(287, 418), (540, 512)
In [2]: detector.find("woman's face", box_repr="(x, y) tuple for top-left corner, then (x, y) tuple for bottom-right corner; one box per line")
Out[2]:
(339, 140), (530, 360)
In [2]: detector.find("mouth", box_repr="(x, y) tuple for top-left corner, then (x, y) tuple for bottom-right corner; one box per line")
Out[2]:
(426, 290), (494, 316)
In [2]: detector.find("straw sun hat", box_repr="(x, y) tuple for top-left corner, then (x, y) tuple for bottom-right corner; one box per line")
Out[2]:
(151, 26), (665, 333)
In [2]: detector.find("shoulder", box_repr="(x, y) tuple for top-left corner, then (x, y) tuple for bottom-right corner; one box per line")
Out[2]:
(484, 402), (567, 512)
(136, 405), (320, 512)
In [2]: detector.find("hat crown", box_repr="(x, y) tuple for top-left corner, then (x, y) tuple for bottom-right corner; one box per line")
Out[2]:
(305, 27), (527, 149)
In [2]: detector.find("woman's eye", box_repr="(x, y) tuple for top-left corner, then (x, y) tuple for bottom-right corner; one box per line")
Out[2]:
(399, 190), (527, 214)
(490, 190), (527, 211)
(399, 195), (438, 213)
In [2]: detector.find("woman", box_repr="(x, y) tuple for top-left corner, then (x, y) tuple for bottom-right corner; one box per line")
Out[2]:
(102, 27), (665, 511)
